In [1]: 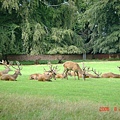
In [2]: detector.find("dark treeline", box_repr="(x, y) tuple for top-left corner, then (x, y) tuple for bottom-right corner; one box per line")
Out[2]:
(0, 0), (120, 57)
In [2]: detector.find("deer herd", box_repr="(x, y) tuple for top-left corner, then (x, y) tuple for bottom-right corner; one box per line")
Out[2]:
(0, 60), (120, 82)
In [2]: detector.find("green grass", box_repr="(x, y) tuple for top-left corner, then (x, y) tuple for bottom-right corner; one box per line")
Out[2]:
(0, 61), (120, 120)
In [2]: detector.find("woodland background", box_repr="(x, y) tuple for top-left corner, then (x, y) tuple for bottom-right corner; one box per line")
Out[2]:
(0, 0), (120, 57)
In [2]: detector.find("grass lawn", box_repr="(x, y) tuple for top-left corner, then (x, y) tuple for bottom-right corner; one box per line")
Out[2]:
(0, 61), (120, 120)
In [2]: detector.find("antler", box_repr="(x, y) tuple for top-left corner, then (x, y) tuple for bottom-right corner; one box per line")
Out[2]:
(89, 68), (102, 77)
(11, 61), (22, 70)
(82, 63), (89, 80)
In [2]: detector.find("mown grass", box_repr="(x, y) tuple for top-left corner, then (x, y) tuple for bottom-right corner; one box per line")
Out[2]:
(0, 61), (120, 120)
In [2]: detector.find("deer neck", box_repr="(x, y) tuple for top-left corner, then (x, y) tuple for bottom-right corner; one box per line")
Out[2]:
(12, 72), (19, 79)
(2, 69), (9, 74)
(78, 68), (83, 74)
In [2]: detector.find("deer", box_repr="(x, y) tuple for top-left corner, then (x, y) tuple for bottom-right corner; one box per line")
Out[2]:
(44, 64), (58, 80)
(55, 73), (67, 79)
(29, 73), (39, 80)
(85, 67), (101, 78)
(37, 73), (52, 82)
(101, 72), (120, 78)
(63, 61), (83, 80)
(1, 61), (22, 81)
(0, 60), (12, 76)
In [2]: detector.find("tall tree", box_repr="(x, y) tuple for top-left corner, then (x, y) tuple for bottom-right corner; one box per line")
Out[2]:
(76, 0), (120, 54)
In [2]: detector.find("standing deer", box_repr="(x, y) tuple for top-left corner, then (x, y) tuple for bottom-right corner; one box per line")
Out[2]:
(0, 60), (12, 76)
(63, 61), (83, 80)
(1, 61), (22, 81)
(66, 63), (101, 80)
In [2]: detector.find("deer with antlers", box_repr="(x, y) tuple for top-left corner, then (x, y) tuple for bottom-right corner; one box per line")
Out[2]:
(37, 73), (52, 82)
(63, 61), (83, 80)
(44, 64), (58, 80)
(1, 61), (22, 81)
(29, 64), (58, 81)
(0, 60), (12, 76)
(29, 73), (53, 82)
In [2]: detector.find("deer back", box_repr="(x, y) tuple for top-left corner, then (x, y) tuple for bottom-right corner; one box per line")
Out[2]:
(55, 73), (66, 78)
(1, 74), (15, 81)
(29, 73), (39, 80)
(101, 72), (120, 78)
(63, 61), (82, 74)
(37, 73), (52, 81)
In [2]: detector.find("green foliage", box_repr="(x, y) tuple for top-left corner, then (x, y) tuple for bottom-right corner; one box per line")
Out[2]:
(77, 0), (120, 54)
(0, 0), (119, 56)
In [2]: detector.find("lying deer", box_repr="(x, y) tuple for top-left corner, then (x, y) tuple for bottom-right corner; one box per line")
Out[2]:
(101, 72), (120, 78)
(0, 60), (12, 76)
(85, 67), (101, 78)
(63, 61), (83, 80)
(1, 61), (22, 81)
(37, 73), (52, 82)
(44, 64), (58, 80)
(67, 70), (99, 79)
(55, 73), (66, 79)
(29, 73), (39, 80)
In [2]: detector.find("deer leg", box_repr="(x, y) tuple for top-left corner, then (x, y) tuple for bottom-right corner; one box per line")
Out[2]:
(65, 69), (69, 80)
(76, 71), (80, 80)
(73, 71), (76, 80)
(63, 69), (68, 80)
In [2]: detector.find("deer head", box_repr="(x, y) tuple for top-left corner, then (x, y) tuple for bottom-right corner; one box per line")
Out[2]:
(11, 61), (22, 76)
(44, 64), (58, 80)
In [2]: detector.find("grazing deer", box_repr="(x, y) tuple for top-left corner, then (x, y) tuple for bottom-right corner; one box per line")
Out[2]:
(1, 61), (22, 81)
(101, 72), (120, 78)
(0, 60), (12, 76)
(63, 61), (83, 80)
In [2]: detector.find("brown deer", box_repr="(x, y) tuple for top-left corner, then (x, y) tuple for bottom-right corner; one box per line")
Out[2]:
(1, 61), (22, 81)
(55, 73), (67, 79)
(101, 72), (120, 78)
(63, 61), (83, 80)
(44, 65), (58, 80)
(86, 67), (101, 78)
(29, 73), (39, 80)
(37, 73), (52, 82)
(0, 60), (12, 76)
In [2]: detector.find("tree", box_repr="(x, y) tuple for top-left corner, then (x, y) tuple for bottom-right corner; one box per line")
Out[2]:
(76, 0), (120, 54)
